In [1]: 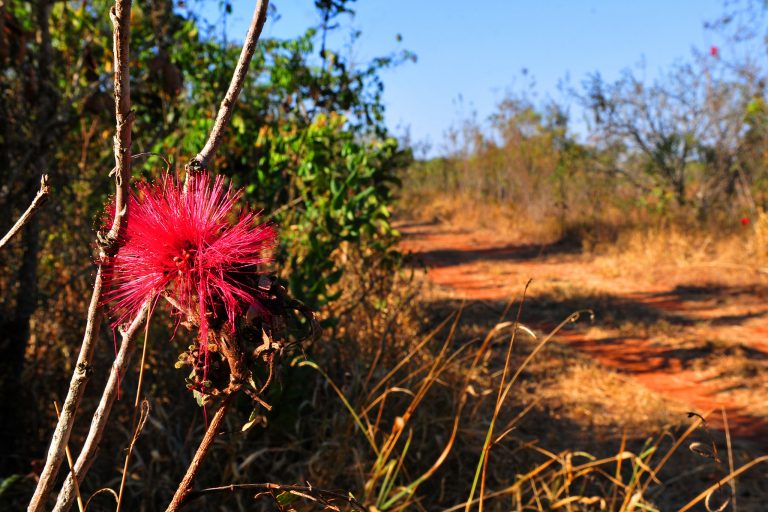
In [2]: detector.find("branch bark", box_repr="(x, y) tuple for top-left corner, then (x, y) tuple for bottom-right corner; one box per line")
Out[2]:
(166, 325), (247, 511)
(164, 395), (234, 512)
(0, 175), (50, 251)
(104, 0), (134, 245)
(28, 1), (134, 509)
(28, 268), (106, 512)
(187, 0), (269, 173)
(51, 303), (150, 512)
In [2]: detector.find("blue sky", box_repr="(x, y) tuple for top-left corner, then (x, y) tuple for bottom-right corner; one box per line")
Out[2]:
(206, 1), (726, 156)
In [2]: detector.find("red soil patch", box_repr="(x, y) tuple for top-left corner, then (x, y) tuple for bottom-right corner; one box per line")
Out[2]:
(400, 221), (768, 445)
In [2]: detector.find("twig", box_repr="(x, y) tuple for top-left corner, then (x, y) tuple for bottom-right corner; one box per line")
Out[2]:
(186, 0), (269, 173)
(165, 323), (254, 511)
(52, 402), (84, 512)
(0, 174), (50, 251)
(116, 304), (154, 511)
(163, 5), (272, 505)
(28, 266), (107, 512)
(28, 1), (134, 509)
(51, 302), (150, 512)
(115, 399), (151, 511)
(183, 483), (367, 511)
(103, 0), (134, 246)
(164, 395), (235, 511)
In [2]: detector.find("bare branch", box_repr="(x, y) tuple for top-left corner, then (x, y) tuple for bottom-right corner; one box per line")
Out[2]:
(51, 302), (150, 512)
(28, 266), (107, 512)
(28, 1), (134, 509)
(183, 483), (367, 511)
(164, 396), (235, 512)
(165, 326), (249, 510)
(103, 0), (134, 247)
(41, 1), (269, 509)
(0, 174), (50, 251)
(187, 0), (270, 173)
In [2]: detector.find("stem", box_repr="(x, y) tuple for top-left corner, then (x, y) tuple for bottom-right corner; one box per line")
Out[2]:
(184, 483), (367, 511)
(51, 303), (150, 512)
(115, 305), (153, 511)
(52, 402), (84, 512)
(165, 326), (249, 510)
(28, 0), (133, 508)
(187, 0), (269, 172)
(164, 396), (234, 512)
(0, 174), (49, 251)
(28, 267), (106, 512)
(104, 0), (134, 245)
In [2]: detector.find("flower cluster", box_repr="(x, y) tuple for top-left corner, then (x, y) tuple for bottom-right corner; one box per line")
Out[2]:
(103, 172), (277, 363)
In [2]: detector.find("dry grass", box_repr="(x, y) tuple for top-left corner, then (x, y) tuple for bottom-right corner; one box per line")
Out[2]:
(402, 190), (768, 276)
(592, 224), (766, 286)
(391, 191), (768, 510)
(7, 195), (768, 510)
(7, 260), (768, 510)
(398, 191), (564, 245)
(533, 363), (686, 436)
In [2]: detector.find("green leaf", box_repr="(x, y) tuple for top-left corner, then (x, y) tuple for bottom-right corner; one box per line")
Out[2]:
(276, 491), (300, 506)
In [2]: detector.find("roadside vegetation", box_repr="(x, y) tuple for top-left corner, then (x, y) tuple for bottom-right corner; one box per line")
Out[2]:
(1, 0), (767, 510)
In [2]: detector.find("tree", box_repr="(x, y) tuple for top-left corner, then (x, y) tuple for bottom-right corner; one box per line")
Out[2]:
(580, 55), (752, 215)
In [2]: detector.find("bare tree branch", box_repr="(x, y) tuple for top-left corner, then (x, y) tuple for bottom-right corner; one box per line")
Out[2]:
(183, 483), (367, 511)
(187, 0), (269, 173)
(38, 1), (269, 509)
(103, 0), (134, 246)
(0, 174), (49, 251)
(27, 270), (107, 512)
(51, 303), (150, 512)
(28, 1), (134, 509)
(164, 7), (274, 502)
(164, 396), (235, 512)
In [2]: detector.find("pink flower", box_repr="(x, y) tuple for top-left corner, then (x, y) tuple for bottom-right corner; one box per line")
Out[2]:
(710, 45), (719, 57)
(103, 172), (277, 364)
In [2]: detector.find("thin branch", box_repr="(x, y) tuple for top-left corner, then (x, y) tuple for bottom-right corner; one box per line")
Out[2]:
(187, 0), (269, 173)
(0, 174), (50, 251)
(52, 401), (84, 512)
(116, 306), (154, 511)
(28, 1), (134, 509)
(183, 483), (367, 511)
(28, 265), (107, 512)
(165, 396), (235, 512)
(51, 302), (150, 512)
(166, 324), (250, 510)
(53, 2), (268, 509)
(115, 399), (151, 512)
(103, 0), (134, 246)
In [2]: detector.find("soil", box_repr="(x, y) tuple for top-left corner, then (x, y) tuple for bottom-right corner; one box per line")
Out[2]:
(399, 220), (768, 448)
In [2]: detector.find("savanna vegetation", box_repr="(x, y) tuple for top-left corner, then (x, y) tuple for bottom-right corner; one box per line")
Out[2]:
(1, 0), (767, 511)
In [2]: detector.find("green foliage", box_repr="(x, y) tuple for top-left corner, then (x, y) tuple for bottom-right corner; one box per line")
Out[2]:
(250, 113), (405, 307)
(0, 0), (411, 488)
(1, 0), (411, 313)
(153, 5), (412, 308)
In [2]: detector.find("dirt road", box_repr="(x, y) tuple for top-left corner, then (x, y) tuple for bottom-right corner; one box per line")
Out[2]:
(400, 220), (768, 446)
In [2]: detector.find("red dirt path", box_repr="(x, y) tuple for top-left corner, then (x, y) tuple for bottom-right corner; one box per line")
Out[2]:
(400, 221), (768, 446)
